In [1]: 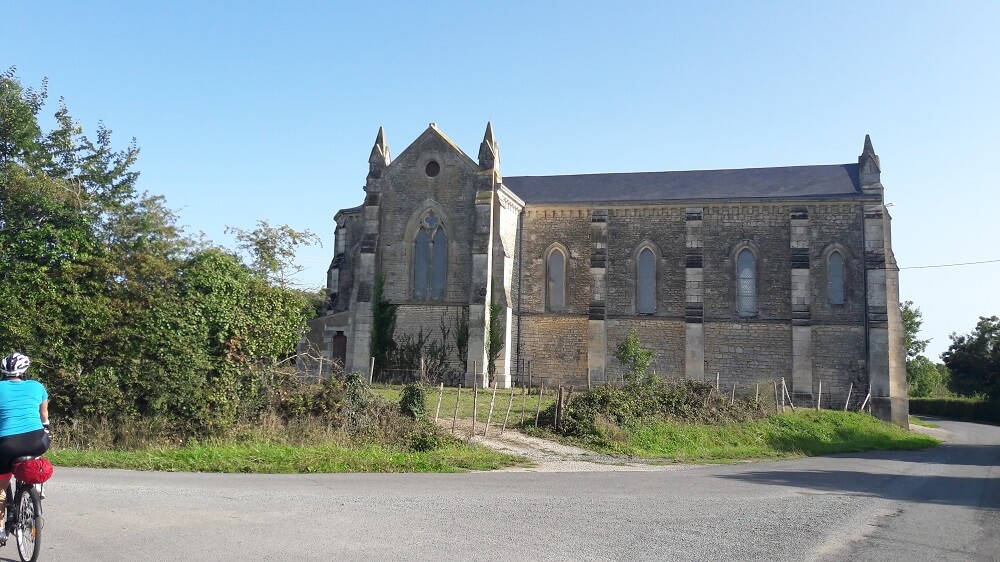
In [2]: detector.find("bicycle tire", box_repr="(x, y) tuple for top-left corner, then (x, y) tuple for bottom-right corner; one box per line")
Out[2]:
(14, 485), (40, 562)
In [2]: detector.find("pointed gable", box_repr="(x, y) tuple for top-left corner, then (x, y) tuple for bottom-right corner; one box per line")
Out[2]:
(386, 123), (478, 175)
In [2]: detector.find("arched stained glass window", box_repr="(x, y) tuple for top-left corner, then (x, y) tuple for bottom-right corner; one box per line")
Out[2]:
(413, 229), (430, 299)
(737, 248), (757, 316)
(637, 248), (656, 314)
(828, 250), (845, 305)
(412, 211), (447, 300)
(547, 248), (565, 312)
(431, 228), (447, 299)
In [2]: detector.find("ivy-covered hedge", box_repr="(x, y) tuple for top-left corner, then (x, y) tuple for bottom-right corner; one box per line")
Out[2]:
(909, 397), (1000, 424)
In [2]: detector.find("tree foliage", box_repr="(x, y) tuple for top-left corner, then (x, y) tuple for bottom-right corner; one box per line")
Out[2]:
(906, 356), (942, 398)
(485, 303), (504, 379)
(942, 316), (1000, 400)
(614, 329), (656, 383)
(901, 300), (929, 360)
(0, 69), (318, 434)
(370, 274), (397, 377)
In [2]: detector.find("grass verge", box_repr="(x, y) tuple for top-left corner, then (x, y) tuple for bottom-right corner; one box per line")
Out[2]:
(529, 410), (939, 463)
(48, 441), (527, 473)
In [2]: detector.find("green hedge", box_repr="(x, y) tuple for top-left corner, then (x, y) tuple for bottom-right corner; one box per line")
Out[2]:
(909, 397), (1000, 424)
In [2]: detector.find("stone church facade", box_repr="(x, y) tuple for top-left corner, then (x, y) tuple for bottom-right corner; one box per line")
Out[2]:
(301, 123), (908, 425)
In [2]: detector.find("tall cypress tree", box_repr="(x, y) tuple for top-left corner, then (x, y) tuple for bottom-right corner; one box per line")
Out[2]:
(370, 274), (397, 380)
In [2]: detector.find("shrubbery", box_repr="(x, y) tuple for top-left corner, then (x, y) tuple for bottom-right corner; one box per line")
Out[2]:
(554, 379), (768, 442)
(909, 396), (1000, 424)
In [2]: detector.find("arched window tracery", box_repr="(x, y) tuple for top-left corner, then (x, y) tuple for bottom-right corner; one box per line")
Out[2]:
(412, 211), (447, 300)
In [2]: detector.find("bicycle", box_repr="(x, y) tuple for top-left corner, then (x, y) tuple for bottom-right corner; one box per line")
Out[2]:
(1, 456), (52, 562)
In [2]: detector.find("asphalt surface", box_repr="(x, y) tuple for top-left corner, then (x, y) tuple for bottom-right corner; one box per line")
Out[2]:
(16, 418), (1000, 561)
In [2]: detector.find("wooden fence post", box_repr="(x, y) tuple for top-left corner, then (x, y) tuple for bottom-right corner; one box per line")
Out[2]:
(452, 385), (462, 434)
(843, 382), (853, 412)
(535, 384), (544, 426)
(484, 382), (498, 437)
(434, 382), (444, 423)
(472, 383), (479, 438)
(501, 386), (515, 434)
(816, 380), (822, 411)
(555, 386), (565, 431)
(369, 358), (375, 384)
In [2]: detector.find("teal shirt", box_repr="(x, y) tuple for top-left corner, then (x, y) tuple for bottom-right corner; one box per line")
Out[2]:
(0, 380), (47, 438)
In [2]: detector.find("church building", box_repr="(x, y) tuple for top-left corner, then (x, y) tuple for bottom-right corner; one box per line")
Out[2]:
(300, 123), (908, 425)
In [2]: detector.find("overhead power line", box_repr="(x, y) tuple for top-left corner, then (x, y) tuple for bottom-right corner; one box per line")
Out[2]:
(899, 258), (1000, 270)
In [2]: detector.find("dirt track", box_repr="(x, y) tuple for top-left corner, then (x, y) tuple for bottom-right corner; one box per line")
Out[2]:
(441, 417), (690, 472)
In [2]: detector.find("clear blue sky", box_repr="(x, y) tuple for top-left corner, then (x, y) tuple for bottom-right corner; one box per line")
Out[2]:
(6, 1), (998, 361)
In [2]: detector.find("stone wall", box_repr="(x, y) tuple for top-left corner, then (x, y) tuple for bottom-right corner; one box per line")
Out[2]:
(605, 318), (686, 381)
(519, 208), (592, 315)
(809, 203), (865, 323)
(811, 324), (866, 403)
(704, 322), (792, 386)
(519, 315), (589, 387)
(702, 205), (791, 321)
(605, 207), (686, 318)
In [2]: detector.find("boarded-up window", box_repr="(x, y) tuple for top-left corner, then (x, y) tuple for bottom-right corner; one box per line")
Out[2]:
(432, 228), (447, 299)
(737, 248), (756, 316)
(828, 250), (845, 304)
(547, 249), (565, 312)
(637, 247), (656, 314)
(413, 229), (430, 299)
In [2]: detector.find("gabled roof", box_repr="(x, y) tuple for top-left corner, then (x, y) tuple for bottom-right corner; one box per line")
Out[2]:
(502, 163), (864, 205)
(389, 123), (477, 171)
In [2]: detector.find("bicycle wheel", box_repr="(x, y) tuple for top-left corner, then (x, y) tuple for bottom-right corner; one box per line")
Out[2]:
(14, 485), (41, 562)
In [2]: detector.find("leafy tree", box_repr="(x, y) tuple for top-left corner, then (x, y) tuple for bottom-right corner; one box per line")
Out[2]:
(226, 220), (319, 287)
(614, 329), (655, 383)
(906, 355), (942, 398)
(0, 70), (318, 434)
(942, 316), (1000, 399)
(901, 300), (929, 360)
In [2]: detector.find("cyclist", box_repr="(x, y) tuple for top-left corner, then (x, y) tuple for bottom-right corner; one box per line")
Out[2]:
(0, 353), (50, 540)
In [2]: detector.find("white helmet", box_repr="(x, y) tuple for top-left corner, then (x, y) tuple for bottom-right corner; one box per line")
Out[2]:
(0, 353), (30, 377)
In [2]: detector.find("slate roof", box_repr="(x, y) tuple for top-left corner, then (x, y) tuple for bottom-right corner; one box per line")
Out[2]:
(502, 163), (863, 205)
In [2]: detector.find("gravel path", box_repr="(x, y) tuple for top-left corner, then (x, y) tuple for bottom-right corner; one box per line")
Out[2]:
(442, 417), (691, 472)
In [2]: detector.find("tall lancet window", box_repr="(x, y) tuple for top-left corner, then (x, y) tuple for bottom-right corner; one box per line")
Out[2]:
(637, 247), (656, 314)
(827, 250), (845, 305)
(546, 247), (566, 312)
(736, 248), (757, 316)
(412, 211), (447, 300)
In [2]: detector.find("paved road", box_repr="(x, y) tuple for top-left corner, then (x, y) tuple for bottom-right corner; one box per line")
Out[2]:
(18, 418), (1000, 561)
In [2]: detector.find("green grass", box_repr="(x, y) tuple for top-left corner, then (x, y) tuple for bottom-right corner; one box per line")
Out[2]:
(374, 384), (557, 426)
(908, 415), (939, 428)
(48, 441), (527, 473)
(554, 410), (940, 463)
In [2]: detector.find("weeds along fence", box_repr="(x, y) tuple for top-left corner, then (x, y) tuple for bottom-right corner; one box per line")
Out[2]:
(432, 375), (879, 441)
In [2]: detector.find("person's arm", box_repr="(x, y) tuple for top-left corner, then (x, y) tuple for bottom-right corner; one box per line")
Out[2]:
(39, 400), (49, 427)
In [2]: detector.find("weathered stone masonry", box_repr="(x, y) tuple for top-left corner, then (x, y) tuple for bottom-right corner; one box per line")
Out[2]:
(301, 125), (908, 426)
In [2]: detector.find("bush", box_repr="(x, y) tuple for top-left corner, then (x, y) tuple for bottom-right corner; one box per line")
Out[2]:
(909, 397), (1000, 424)
(557, 379), (768, 441)
(399, 383), (427, 419)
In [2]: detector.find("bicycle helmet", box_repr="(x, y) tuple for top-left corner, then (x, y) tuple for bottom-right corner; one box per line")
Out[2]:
(0, 353), (30, 377)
